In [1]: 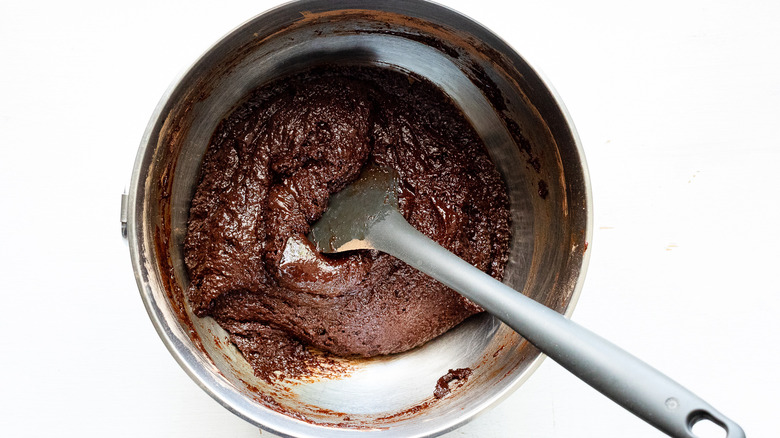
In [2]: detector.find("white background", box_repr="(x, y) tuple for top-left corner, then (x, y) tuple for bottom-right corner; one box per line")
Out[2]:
(1, 0), (778, 437)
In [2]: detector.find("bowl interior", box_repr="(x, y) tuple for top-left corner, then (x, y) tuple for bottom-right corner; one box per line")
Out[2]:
(129, 2), (590, 437)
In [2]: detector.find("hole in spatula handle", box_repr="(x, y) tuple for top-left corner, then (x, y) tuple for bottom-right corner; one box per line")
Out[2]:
(690, 411), (727, 438)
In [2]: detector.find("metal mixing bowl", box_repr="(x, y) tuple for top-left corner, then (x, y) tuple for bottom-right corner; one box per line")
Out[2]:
(125, 0), (592, 436)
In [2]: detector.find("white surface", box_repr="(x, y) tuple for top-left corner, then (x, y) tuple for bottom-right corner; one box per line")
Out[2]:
(1, 0), (778, 436)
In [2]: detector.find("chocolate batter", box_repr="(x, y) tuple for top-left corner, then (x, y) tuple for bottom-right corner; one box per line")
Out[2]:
(434, 368), (473, 399)
(184, 66), (510, 381)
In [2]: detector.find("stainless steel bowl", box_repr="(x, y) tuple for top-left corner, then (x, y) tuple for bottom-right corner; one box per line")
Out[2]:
(126, 0), (592, 436)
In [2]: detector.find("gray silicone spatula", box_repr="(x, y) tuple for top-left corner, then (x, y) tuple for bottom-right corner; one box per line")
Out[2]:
(308, 166), (744, 438)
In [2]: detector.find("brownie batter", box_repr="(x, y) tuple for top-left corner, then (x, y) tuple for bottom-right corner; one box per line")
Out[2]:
(434, 368), (473, 399)
(184, 66), (510, 381)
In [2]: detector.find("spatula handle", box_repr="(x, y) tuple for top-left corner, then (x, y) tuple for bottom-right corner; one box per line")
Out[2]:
(367, 209), (744, 438)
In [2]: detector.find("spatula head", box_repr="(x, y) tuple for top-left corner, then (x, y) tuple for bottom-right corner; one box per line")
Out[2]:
(308, 166), (399, 253)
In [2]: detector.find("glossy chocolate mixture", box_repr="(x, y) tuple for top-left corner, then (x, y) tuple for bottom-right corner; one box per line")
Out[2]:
(184, 66), (510, 380)
(434, 368), (473, 399)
